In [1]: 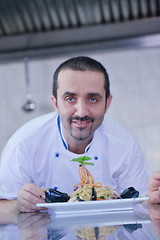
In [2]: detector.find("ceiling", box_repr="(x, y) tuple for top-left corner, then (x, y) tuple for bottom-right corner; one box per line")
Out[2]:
(0, 0), (160, 62)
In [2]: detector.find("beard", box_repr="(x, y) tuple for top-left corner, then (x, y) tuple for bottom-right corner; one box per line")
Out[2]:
(70, 125), (93, 140)
(69, 116), (95, 141)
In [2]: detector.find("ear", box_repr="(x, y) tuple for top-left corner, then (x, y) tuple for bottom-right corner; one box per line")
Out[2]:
(51, 95), (59, 113)
(105, 94), (112, 113)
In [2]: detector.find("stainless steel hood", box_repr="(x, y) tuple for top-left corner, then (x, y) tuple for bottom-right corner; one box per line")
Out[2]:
(0, 0), (160, 62)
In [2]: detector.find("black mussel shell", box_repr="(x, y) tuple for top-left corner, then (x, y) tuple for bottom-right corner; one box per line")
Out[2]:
(120, 187), (139, 199)
(123, 223), (142, 233)
(91, 186), (97, 201)
(45, 188), (70, 203)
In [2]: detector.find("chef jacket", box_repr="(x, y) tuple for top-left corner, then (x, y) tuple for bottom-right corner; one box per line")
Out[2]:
(0, 112), (150, 199)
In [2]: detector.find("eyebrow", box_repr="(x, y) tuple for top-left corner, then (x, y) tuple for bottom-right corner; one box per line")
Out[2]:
(62, 91), (102, 99)
(87, 93), (102, 98)
(62, 91), (76, 97)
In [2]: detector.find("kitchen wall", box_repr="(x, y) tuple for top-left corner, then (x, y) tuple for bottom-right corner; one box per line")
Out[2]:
(0, 47), (160, 172)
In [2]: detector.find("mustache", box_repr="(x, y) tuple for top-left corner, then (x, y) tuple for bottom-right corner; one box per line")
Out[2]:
(71, 116), (94, 122)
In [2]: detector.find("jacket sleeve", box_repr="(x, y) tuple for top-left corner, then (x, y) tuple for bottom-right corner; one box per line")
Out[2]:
(0, 140), (32, 200)
(116, 140), (151, 195)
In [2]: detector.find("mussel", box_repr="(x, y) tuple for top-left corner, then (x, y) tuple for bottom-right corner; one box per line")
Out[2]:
(91, 186), (97, 201)
(120, 187), (139, 199)
(123, 223), (142, 233)
(45, 188), (70, 203)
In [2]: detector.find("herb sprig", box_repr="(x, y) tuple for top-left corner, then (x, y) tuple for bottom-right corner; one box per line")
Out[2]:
(71, 156), (94, 165)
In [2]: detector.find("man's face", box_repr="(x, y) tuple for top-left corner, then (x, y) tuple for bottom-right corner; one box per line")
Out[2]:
(51, 69), (112, 146)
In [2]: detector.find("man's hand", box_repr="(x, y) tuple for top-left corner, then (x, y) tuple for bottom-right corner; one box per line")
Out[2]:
(17, 183), (46, 213)
(148, 171), (160, 203)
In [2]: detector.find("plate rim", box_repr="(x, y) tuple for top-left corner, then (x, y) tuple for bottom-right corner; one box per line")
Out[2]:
(37, 196), (149, 210)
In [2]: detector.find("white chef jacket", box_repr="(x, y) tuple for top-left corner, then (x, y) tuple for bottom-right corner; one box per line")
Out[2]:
(0, 112), (150, 199)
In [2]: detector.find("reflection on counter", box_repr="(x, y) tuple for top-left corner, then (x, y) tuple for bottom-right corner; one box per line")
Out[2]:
(76, 225), (118, 239)
(0, 203), (160, 240)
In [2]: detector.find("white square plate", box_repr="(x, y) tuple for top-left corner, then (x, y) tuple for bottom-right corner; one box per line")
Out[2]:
(37, 197), (149, 215)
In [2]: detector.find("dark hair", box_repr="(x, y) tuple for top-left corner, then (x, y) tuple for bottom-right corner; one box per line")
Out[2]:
(52, 56), (110, 99)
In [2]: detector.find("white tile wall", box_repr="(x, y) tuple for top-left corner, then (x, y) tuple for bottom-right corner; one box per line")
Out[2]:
(89, 48), (160, 172)
(0, 48), (160, 172)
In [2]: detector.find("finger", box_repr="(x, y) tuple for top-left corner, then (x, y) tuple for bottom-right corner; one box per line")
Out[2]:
(149, 203), (160, 220)
(19, 194), (46, 209)
(148, 190), (160, 204)
(23, 183), (46, 199)
(17, 203), (40, 213)
(17, 192), (46, 213)
(17, 183), (48, 212)
(21, 190), (45, 205)
(148, 179), (160, 191)
(19, 184), (46, 205)
(152, 171), (160, 180)
(18, 205), (46, 213)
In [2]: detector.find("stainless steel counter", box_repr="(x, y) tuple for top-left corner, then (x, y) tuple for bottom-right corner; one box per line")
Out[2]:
(0, 202), (159, 240)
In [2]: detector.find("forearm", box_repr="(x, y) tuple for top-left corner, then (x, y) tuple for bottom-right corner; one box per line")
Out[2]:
(0, 199), (18, 224)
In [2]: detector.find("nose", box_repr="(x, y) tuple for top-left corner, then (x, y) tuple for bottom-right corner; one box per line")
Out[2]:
(75, 100), (89, 117)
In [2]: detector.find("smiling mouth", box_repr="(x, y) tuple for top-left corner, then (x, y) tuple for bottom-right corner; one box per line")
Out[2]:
(71, 116), (94, 128)
(72, 120), (91, 128)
